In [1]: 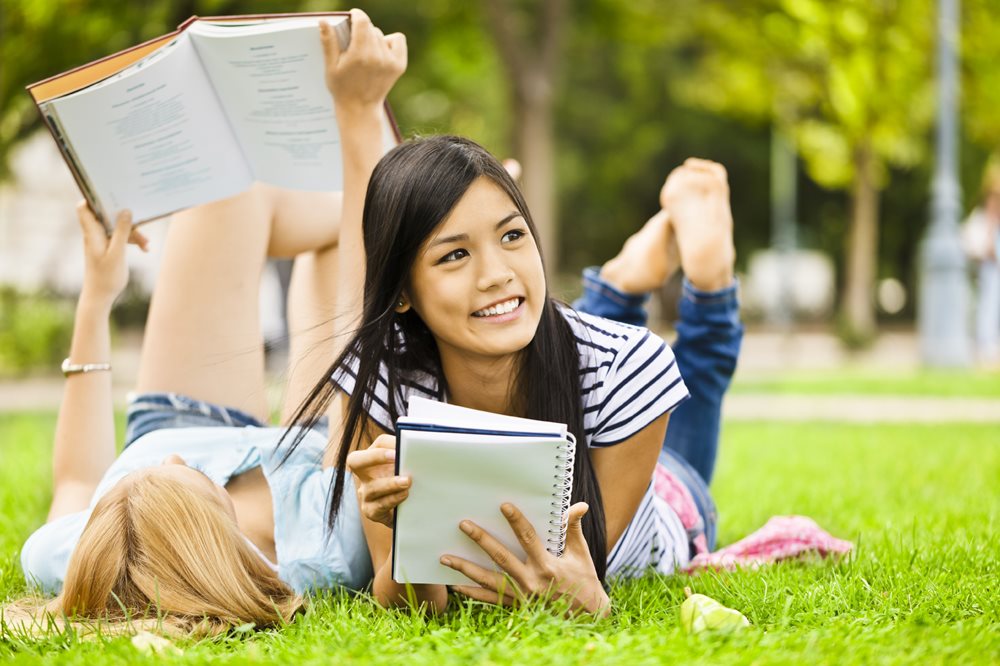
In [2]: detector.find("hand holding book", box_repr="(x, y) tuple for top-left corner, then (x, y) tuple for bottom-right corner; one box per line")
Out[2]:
(320, 11), (407, 112)
(346, 434), (409, 528)
(444, 502), (611, 617)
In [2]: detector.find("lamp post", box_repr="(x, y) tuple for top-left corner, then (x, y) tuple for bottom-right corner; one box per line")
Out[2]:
(919, 0), (970, 367)
(770, 123), (798, 327)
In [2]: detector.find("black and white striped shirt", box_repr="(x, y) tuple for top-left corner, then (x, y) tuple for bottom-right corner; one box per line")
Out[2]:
(334, 307), (692, 577)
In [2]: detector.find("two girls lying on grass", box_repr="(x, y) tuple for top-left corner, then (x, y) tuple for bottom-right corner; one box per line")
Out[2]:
(7, 10), (843, 636)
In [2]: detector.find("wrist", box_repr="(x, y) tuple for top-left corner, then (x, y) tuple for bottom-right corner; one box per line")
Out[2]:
(77, 288), (117, 314)
(334, 102), (384, 126)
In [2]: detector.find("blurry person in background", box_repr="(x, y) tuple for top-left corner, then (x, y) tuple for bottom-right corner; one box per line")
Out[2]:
(961, 156), (1000, 367)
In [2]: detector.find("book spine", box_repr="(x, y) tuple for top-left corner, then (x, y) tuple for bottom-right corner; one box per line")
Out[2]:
(546, 433), (577, 557)
(40, 103), (107, 228)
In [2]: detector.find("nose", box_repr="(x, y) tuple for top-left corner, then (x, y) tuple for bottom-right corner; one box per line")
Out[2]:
(162, 454), (186, 466)
(475, 247), (514, 292)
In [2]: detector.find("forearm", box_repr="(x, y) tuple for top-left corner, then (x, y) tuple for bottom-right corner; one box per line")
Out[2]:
(335, 104), (386, 329)
(52, 289), (118, 491)
(372, 550), (449, 612)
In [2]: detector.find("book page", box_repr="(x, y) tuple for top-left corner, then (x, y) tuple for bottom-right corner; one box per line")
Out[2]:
(404, 396), (567, 435)
(48, 33), (252, 222)
(188, 18), (397, 192)
(393, 430), (567, 586)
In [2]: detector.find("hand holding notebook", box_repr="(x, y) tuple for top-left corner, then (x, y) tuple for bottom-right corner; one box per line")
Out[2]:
(391, 397), (577, 587)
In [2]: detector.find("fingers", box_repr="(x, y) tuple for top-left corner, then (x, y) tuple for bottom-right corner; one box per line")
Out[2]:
(319, 20), (342, 69)
(345, 445), (395, 476)
(360, 475), (410, 503)
(361, 489), (407, 525)
(451, 584), (517, 607)
(128, 228), (150, 252)
(458, 518), (528, 580)
(345, 8), (375, 53)
(564, 502), (590, 551)
(681, 157), (729, 185)
(109, 210), (134, 254)
(499, 503), (548, 561)
(440, 554), (522, 599)
(75, 200), (105, 247)
(384, 32), (408, 70)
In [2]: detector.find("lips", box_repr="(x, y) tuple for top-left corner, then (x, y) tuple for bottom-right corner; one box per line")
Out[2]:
(472, 297), (523, 317)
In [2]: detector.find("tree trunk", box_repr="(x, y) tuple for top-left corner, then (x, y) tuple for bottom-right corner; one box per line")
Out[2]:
(840, 142), (880, 344)
(513, 73), (557, 271)
(483, 0), (566, 273)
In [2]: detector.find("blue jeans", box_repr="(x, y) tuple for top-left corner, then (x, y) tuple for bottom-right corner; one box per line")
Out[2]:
(573, 268), (744, 551)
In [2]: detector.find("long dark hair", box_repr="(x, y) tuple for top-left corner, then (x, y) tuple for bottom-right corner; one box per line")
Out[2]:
(283, 136), (607, 580)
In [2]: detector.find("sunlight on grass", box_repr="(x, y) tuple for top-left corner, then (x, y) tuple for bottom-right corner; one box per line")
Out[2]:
(730, 368), (1000, 398)
(1, 414), (997, 664)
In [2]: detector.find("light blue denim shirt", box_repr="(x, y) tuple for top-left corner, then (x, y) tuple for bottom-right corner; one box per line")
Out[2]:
(20, 426), (372, 595)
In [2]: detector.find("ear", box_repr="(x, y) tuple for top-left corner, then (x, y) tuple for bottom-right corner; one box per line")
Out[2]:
(394, 294), (411, 314)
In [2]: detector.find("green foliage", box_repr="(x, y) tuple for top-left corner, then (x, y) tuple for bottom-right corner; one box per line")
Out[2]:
(963, 0), (1000, 147)
(674, 0), (935, 191)
(1, 413), (998, 662)
(4, 0), (1000, 306)
(0, 288), (73, 377)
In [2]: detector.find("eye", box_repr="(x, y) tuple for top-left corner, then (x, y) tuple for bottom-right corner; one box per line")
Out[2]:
(437, 248), (469, 264)
(501, 229), (526, 244)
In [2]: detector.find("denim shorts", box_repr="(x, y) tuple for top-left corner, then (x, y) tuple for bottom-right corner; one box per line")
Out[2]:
(658, 448), (719, 553)
(124, 392), (267, 449)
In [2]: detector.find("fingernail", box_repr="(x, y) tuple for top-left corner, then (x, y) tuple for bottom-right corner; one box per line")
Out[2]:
(459, 521), (472, 534)
(383, 450), (395, 461)
(501, 504), (514, 518)
(440, 556), (451, 567)
(398, 476), (410, 488)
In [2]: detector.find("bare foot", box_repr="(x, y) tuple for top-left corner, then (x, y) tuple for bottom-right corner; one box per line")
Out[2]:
(599, 209), (681, 294)
(660, 158), (735, 292)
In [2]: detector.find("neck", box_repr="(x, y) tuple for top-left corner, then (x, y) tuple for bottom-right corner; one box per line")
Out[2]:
(439, 349), (522, 416)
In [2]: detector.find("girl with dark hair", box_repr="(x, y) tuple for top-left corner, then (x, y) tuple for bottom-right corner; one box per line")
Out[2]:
(283, 11), (743, 616)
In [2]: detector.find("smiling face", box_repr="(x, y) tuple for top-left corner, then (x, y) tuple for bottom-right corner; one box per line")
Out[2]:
(405, 176), (546, 367)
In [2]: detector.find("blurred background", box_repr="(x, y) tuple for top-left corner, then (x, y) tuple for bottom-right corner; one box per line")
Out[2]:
(1, 0), (999, 389)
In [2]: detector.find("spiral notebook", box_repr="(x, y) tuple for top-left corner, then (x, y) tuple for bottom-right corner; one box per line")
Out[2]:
(391, 397), (577, 585)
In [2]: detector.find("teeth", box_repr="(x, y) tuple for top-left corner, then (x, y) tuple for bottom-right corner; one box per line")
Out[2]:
(474, 298), (520, 317)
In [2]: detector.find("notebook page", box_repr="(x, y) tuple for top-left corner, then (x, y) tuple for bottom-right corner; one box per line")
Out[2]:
(404, 396), (566, 436)
(393, 429), (566, 586)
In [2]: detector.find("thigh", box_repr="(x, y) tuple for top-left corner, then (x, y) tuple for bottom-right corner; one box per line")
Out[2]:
(135, 188), (273, 421)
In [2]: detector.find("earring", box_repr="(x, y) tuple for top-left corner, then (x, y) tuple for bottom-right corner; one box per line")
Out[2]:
(397, 299), (405, 309)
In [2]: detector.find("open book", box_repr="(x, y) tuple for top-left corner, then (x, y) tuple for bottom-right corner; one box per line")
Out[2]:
(27, 13), (401, 227)
(392, 397), (577, 586)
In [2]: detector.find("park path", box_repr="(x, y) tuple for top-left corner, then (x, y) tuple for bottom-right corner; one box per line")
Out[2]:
(1, 330), (998, 422)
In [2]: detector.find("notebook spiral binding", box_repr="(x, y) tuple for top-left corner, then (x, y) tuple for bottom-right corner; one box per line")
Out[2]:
(546, 432), (577, 556)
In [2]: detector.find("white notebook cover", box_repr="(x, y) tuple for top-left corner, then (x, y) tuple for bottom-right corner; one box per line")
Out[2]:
(391, 397), (575, 586)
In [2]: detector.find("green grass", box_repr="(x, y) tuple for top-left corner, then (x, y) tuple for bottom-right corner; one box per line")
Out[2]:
(730, 368), (1000, 398)
(1, 413), (998, 664)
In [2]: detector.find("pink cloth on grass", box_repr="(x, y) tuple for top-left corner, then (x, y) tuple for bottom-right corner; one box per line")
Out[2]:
(684, 515), (854, 573)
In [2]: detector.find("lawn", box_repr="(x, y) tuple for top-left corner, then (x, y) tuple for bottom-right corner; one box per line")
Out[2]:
(1, 413), (997, 664)
(730, 368), (1000, 398)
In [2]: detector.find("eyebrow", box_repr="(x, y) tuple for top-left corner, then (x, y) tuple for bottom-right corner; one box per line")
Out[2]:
(426, 212), (523, 249)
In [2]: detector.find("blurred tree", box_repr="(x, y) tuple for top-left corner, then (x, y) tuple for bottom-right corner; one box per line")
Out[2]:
(674, 0), (935, 343)
(963, 0), (1000, 152)
(481, 0), (567, 270)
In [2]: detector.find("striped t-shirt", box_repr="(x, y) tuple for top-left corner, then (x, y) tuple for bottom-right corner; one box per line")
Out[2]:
(334, 306), (692, 577)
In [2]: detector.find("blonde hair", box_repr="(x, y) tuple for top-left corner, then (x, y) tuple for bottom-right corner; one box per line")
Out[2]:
(4, 472), (301, 637)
